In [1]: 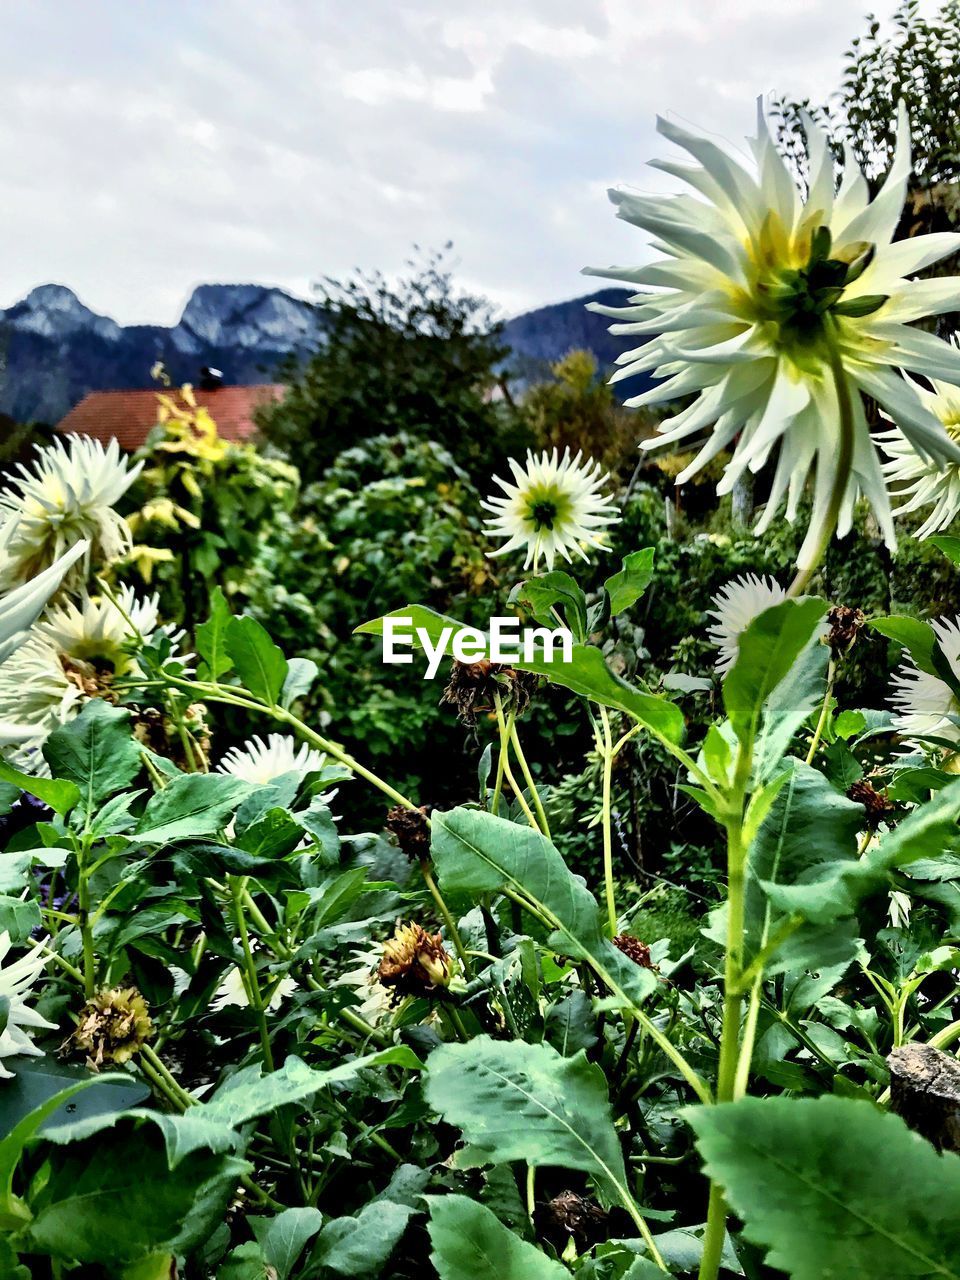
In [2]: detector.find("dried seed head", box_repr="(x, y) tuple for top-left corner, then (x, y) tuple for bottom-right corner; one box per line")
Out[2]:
(385, 804), (432, 861)
(544, 1191), (607, 1241)
(827, 605), (866, 657)
(64, 986), (154, 1070)
(377, 922), (453, 998)
(440, 659), (539, 726)
(613, 934), (655, 969)
(847, 778), (895, 825)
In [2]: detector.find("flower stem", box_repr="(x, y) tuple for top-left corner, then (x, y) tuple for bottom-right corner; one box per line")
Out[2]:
(422, 862), (472, 980)
(599, 707), (617, 937)
(509, 723), (551, 838)
(230, 875), (275, 1072)
(805, 657), (836, 765)
(787, 332), (856, 598)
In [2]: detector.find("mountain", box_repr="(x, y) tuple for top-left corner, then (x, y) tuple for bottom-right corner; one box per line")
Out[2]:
(0, 282), (644, 424)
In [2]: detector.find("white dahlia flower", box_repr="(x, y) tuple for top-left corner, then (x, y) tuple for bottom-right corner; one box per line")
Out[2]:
(0, 934), (57, 1078)
(0, 586), (160, 763)
(588, 102), (960, 569)
(891, 615), (960, 747)
(0, 533), (88, 666)
(879, 364), (960, 538)
(210, 964), (297, 1014)
(707, 574), (787, 673)
(217, 733), (326, 785)
(482, 448), (620, 572)
(0, 436), (142, 590)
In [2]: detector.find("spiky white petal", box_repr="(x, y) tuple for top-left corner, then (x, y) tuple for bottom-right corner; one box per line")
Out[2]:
(482, 447), (620, 572)
(0, 534), (88, 667)
(37, 585), (160, 672)
(217, 733), (326, 786)
(707, 574), (787, 673)
(210, 964), (297, 1013)
(891, 615), (960, 747)
(0, 436), (142, 590)
(588, 102), (960, 569)
(0, 932), (57, 1078)
(879, 364), (960, 537)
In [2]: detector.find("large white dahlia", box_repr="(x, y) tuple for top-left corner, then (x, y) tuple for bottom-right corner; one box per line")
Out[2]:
(0, 933), (57, 1078)
(587, 102), (960, 568)
(879, 363), (960, 538)
(890, 615), (960, 748)
(0, 436), (142, 590)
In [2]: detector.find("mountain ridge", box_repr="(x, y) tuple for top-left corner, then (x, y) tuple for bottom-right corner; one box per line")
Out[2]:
(0, 281), (642, 424)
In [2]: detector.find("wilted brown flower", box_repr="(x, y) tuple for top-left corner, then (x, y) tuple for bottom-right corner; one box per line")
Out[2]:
(385, 804), (432, 861)
(827, 605), (866, 658)
(543, 1191), (608, 1245)
(440, 659), (540, 727)
(64, 986), (154, 1070)
(377, 922), (453, 998)
(847, 779), (895, 825)
(132, 702), (211, 771)
(613, 934), (655, 970)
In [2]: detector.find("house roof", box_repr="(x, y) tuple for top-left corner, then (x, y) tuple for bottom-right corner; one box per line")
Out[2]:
(56, 384), (285, 452)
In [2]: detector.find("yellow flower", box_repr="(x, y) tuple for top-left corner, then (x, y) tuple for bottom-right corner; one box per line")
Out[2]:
(66, 986), (154, 1069)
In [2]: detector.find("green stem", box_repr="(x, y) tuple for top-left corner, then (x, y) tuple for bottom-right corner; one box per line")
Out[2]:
(805, 658), (836, 765)
(599, 707), (617, 937)
(787, 331), (856, 598)
(491, 701), (514, 817)
(510, 723), (551, 838)
(493, 696), (541, 831)
(422, 863), (472, 980)
(76, 837), (96, 999)
(230, 875), (275, 1072)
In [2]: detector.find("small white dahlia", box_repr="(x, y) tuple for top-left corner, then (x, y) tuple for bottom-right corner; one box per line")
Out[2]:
(879, 366), (960, 538)
(210, 964), (297, 1013)
(0, 436), (143, 590)
(707, 574), (787, 673)
(482, 448), (620, 573)
(0, 633), (82, 758)
(891, 615), (960, 748)
(217, 733), (326, 785)
(0, 534), (88, 666)
(587, 102), (960, 569)
(37, 585), (160, 676)
(0, 933), (57, 1078)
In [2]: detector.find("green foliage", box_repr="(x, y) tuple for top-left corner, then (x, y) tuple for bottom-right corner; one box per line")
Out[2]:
(689, 1095), (960, 1278)
(256, 249), (528, 482)
(428, 1195), (570, 1279)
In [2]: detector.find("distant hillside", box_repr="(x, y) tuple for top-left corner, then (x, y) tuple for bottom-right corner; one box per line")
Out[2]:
(0, 282), (650, 424)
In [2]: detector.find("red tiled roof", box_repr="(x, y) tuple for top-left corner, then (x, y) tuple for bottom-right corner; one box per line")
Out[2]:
(56, 385), (285, 452)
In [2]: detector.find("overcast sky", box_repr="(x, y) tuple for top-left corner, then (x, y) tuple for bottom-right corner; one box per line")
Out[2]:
(0, 0), (915, 326)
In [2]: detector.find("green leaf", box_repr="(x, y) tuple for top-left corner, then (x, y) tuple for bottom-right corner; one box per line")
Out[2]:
(217, 1244), (270, 1280)
(25, 1125), (247, 1264)
(309, 1199), (414, 1276)
(870, 615), (939, 676)
(724, 599), (828, 747)
(225, 615), (288, 705)
(356, 605), (684, 745)
(544, 988), (598, 1057)
(687, 1095), (960, 1279)
(428, 1195), (570, 1279)
(753, 631), (828, 778)
(426, 1037), (634, 1209)
(604, 548), (655, 618)
(134, 774), (253, 844)
(509, 571), (589, 642)
(0, 760), (80, 816)
(431, 807), (658, 1010)
(42, 701), (141, 810)
(281, 657), (319, 709)
(251, 1207), (324, 1280)
(931, 534), (960, 566)
(195, 586), (235, 680)
(0, 897), (40, 944)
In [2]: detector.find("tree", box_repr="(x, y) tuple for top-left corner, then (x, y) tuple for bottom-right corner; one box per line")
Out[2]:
(257, 247), (528, 483)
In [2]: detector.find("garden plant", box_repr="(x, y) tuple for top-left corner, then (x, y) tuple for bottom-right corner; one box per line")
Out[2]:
(5, 94), (960, 1280)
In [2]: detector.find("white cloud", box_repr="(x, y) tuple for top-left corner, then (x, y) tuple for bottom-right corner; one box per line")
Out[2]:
(0, 0), (912, 325)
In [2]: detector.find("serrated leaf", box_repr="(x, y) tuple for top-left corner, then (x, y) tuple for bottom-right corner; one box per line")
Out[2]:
(250, 1207), (323, 1280)
(225, 615), (288, 705)
(195, 586), (234, 680)
(724, 599), (828, 748)
(133, 774), (253, 844)
(309, 1199), (413, 1276)
(431, 807), (658, 1011)
(509, 571), (589, 642)
(42, 701), (141, 810)
(427, 1195), (569, 1279)
(0, 760), (80, 816)
(604, 548), (655, 617)
(931, 534), (960, 566)
(687, 1095), (960, 1279)
(426, 1037), (634, 1211)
